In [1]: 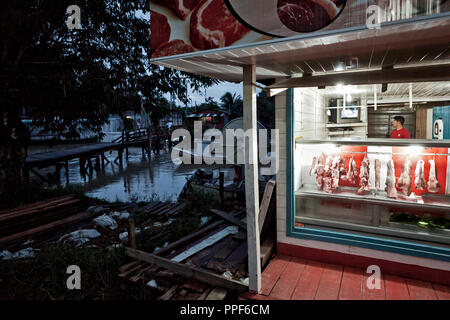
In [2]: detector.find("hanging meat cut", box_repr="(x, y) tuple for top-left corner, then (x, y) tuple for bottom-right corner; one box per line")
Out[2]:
(309, 156), (317, 176)
(357, 157), (370, 195)
(397, 160), (412, 196)
(190, 0), (250, 50)
(375, 159), (381, 189)
(150, 10), (171, 53)
(310, 153), (326, 190)
(427, 159), (441, 193)
(323, 155), (334, 193)
(153, 0), (200, 20)
(385, 159), (397, 198)
(414, 160), (426, 190)
(338, 155), (347, 181)
(346, 157), (358, 184)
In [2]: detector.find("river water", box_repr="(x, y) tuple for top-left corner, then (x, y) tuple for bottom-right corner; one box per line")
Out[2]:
(28, 146), (235, 203)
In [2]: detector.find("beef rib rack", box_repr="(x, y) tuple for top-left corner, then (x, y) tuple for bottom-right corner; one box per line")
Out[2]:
(190, 0), (250, 50)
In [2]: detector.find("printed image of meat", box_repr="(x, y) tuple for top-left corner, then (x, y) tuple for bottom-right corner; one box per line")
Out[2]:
(151, 10), (171, 53)
(152, 39), (195, 58)
(277, 0), (339, 33)
(414, 160), (426, 190)
(397, 160), (412, 196)
(153, 0), (200, 20)
(190, 0), (250, 50)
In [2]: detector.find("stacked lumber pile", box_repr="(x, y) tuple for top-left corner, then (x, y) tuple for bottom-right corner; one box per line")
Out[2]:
(0, 195), (90, 250)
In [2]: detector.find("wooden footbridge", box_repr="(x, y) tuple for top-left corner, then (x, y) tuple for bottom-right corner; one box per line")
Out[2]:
(25, 127), (182, 184)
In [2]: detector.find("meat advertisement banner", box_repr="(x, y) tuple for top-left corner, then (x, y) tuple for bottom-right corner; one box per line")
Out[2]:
(150, 0), (449, 59)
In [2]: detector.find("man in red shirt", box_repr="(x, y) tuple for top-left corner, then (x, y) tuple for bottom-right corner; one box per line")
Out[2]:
(390, 116), (411, 139)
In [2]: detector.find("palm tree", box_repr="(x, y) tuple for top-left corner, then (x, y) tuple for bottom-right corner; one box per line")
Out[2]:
(220, 92), (242, 119)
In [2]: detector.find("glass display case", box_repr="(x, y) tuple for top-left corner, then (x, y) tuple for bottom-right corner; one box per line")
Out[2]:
(294, 139), (450, 246)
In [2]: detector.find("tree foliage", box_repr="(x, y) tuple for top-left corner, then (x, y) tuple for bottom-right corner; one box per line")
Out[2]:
(0, 0), (218, 138)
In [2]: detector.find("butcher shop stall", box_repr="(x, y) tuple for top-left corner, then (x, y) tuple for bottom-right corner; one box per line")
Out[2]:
(150, 0), (450, 292)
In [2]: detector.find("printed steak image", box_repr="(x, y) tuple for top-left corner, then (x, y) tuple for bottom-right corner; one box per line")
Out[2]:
(190, 0), (250, 50)
(151, 10), (171, 53)
(277, 0), (339, 32)
(152, 39), (195, 58)
(153, 0), (200, 20)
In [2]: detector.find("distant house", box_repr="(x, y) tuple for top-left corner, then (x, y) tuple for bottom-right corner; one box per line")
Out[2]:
(159, 110), (183, 128)
(186, 109), (228, 129)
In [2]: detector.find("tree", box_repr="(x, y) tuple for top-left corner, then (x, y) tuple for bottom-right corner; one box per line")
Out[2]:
(0, 0), (218, 204)
(257, 90), (275, 129)
(220, 92), (242, 120)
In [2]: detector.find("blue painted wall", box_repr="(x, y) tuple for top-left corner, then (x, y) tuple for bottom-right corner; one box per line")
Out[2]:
(433, 106), (450, 139)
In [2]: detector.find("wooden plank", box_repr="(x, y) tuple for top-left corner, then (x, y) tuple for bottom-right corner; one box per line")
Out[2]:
(406, 279), (438, 300)
(260, 254), (291, 296)
(243, 64), (261, 293)
(170, 226), (238, 262)
(260, 234), (274, 268)
(432, 283), (450, 300)
(183, 280), (208, 293)
(124, 247), (248, 293)
(291, 261), (325, 300)
(270, 257), (307, 300)
(158, 285), (179, 300)
(0, 211), (93, 246)
(197, 288), (213, 300)
(210, 209), (247, 230)
(362, 271), (386, 300)
(384, 274), (410, 300)
(153, 220), (224, 256)
(205, 238), (242, 271)
(258, 180), (275, 233)
(118, 262), (147, 279)
(337, 267), (363, 300)
(314, 264), (343, 300)
(205, 287), (227, 300)
(119, 260), (141, 274)
(0, 195), (76, 218)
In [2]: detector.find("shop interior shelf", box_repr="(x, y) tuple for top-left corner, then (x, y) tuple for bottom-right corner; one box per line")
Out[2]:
(295, 187), (450, 216)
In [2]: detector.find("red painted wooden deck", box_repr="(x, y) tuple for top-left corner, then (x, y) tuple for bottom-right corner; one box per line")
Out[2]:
(241, 255), (450, 300)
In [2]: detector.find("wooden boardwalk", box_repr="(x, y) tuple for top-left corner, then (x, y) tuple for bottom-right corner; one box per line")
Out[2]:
(241, 254), (450, 300)
(26, 142), (121, 167)
(24, 127), (179, 183)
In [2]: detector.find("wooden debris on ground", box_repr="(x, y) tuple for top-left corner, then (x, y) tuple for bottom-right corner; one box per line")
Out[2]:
(0, 195), (92, 250)
(119, 207), (252, 300)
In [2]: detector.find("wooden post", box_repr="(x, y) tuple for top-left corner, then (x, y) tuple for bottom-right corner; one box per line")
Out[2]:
(65, 160), (69, 185)
(128, 216), (137, 249)
(119, 148), (123, 167)
(243, 64), (261, 293)
(147, 128), (152, 157)
(219, 171), (224, 206)
(101, 153), (105, 169)
(79, 157), (86, 176)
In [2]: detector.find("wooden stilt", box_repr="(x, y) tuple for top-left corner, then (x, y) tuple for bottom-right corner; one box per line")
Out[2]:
(79, 157), (86, 176)
(65, 160), (69, 184)
(243, 64), (261, 293)
(128, 216), (136, 249)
